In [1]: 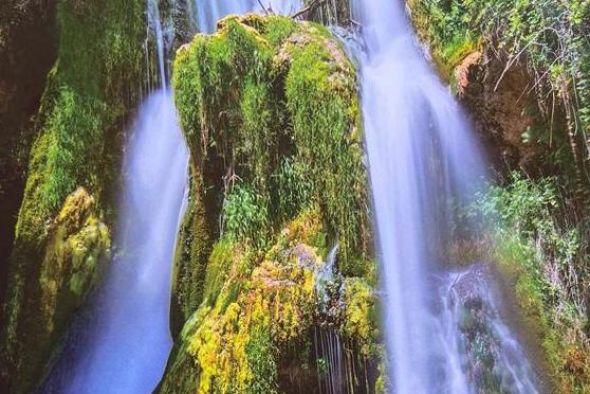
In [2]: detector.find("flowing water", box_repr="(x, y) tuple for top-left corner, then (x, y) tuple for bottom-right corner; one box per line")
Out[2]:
(43, 2), (189, 389)
(190, 0), (302, 33)
(48, 89), (189, 394)
(348, 0), (542, 392)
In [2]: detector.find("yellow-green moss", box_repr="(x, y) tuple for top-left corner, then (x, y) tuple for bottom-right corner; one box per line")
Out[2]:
(160, 211), (324, 393)
(341, 277), (378, 357)
(167, 15), (381, 391)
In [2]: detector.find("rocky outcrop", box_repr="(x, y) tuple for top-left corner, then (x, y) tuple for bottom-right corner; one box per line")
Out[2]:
(0, 0), (147, 392)
(163, 14), (382, 392)
(453, 50), (554, 176)
(0, 0), (58, 335)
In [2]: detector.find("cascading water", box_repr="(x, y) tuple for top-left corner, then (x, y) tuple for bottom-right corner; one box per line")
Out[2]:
(43, 1), (188, 392)
(51, 90), (188, 394)
(348, 0), (542, 392)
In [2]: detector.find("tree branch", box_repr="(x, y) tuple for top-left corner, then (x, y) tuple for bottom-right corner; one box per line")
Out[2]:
(292, 0), (326, 20)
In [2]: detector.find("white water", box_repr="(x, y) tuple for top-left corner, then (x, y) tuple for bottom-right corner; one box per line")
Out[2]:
(440, 265), (539, 393)
(350, 0), (541, 392)
(55, 89), (188, 394)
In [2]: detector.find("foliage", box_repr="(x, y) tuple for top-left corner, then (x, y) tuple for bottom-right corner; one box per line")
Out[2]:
(272, 157), (313, 224)
(410, 0), (590, 187)
(471, 173), (590, 392)
(222, 183), (268, 245)
(245, 327), (279, 394)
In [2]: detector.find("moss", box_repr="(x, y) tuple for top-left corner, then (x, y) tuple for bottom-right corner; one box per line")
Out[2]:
(1, 0), (145, 391)
(283, 24), (368, 273)
(38, 187), (111, 360)
(167, 14), (380, 391)
(341, 277), (378, 357)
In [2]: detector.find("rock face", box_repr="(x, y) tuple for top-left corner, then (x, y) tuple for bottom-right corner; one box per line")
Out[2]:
(163, 14), (382, 393)
(453, 50), (555, 176)
(407, 0), (576, 179)
(0, 0), (146, 392)
(0, 0), (58, 332)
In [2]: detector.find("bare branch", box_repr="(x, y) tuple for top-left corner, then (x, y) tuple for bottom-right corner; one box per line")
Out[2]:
(292, 0), (326, 20)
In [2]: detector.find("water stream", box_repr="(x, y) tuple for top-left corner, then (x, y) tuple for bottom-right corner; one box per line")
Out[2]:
(349, 0), (541, 392)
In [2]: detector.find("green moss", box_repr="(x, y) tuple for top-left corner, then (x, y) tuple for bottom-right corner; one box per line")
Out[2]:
(1, 0), (145, 391)
(283, 26), (367, 273)
(170, 174), (216, 336)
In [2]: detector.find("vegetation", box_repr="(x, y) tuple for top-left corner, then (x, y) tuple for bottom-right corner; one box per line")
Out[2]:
(471, 173), (590, 392)
(409, 0), (590, 192)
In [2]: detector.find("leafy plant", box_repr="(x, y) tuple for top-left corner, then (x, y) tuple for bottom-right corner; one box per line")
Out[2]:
(222, 183), (268, 244)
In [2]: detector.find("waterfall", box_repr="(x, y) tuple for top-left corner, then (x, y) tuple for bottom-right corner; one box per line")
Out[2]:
(42, 0), (188, 391)
(49, 90), (188, 394)
(191, 0), (302, 33)
(349, 0), (542, 392)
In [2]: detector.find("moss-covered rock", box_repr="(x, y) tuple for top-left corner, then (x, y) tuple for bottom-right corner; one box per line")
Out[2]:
(165, 14), (379, 392)
(0, 1), (57, 323)
(171, 13), (370, 331)
(0, 0), (146, 392)
(160, 210), (380, 393)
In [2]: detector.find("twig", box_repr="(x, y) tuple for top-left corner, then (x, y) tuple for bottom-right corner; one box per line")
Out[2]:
(257, 0), (270, 14)
(292, 0), (326, 19)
